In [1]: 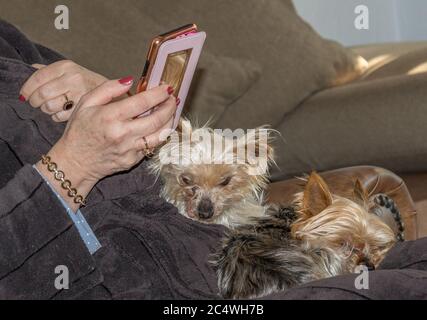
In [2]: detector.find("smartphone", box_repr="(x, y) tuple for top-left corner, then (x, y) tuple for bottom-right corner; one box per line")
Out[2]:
(136, 24), (206, 129)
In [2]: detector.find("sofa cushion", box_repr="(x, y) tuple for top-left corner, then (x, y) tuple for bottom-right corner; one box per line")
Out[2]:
(352, 42), (427, 61)
(352, 43), (427, 81)
(0, 0), (260, 126)
(137, 0), (366, 128)
(265, 41), (427, 180)
(271, 70), (427, 181)
(186, 54), (261, 124)
(2, 0), (366, 129)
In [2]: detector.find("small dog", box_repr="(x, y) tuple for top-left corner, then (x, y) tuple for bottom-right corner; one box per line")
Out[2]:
(212, 172), (404, 299)
(150, 119), (275, 228)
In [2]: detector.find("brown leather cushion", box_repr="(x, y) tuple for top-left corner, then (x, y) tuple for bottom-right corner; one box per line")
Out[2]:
(266, 166), (418, 241)
(400, 173), (427, 238)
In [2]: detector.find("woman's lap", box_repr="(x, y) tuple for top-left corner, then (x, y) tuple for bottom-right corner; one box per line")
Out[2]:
(90, 192), (225, 299)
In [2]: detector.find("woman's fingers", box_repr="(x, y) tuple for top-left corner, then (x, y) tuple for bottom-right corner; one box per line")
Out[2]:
(78, 77), (134, 109)
(51, 110), (73, 123)
(135, 116), (175, 152)
(20, 60), (69, 99)
(21, 60), (109, 123)
(40, 94), (69, 115)
(127, 95), (176, 137)
(118, 96), (176, 153)
(27, 74), (72, 108)
(109, 84), (172, 120)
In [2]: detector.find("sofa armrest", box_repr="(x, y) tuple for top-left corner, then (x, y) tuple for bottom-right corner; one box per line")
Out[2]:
(351, 41), (427, 62)
(266, 166), (418, 240)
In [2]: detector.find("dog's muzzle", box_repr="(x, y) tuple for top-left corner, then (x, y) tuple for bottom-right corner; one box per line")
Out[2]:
(197, 197), (214, 220)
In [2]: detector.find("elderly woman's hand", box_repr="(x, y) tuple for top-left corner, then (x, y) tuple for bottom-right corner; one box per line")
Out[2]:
(36, 77), (176, 211)
(19, 60), (108, 122)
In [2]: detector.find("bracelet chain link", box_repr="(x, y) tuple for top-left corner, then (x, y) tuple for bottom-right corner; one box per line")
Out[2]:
(41, 155), (87, 206)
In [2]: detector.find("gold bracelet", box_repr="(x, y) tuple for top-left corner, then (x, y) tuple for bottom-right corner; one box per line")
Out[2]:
(41, 155), (87, 206)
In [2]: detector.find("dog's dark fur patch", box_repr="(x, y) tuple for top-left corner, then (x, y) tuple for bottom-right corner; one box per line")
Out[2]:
(212, 195), (404, 299)
(212, 207), (343, 299)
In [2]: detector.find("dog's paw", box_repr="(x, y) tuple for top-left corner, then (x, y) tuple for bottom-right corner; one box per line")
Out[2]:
(372, 194), (405, 241)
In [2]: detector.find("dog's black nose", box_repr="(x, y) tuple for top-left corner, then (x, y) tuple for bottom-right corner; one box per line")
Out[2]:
(197, 198), (214, 219)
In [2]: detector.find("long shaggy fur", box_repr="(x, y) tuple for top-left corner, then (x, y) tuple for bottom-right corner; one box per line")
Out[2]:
(213, 173), (404, 299)
(212, 207), (347, 299)
(148, 119), (404, 299)
(292, 195), (396, 269)
(149, 119), (276, 228)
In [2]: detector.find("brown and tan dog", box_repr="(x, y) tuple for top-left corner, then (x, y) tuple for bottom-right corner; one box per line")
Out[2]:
(213, 172), (404, 299)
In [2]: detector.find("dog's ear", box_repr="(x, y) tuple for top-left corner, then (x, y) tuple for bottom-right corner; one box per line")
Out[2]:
(301, 172), (333, 217)
(353, 179), (369, 208)
(235, 128), (275, 176)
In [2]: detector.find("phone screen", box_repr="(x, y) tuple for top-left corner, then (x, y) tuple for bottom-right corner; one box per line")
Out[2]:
(161, 49), (193, 97)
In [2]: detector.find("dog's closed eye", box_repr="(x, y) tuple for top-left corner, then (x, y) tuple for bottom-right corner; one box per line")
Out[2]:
(179, 174), (193, 186)
(219, 176), (232, 187)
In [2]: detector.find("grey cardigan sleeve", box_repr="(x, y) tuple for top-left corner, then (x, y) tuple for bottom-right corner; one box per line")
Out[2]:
(0, 164), (101, 299)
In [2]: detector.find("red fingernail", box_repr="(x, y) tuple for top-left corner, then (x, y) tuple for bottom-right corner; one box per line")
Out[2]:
(176, 98), (181, 106)
(119, 76), (134, 86)
(18, 94), (26, 102)
(167, 86), (174, 95)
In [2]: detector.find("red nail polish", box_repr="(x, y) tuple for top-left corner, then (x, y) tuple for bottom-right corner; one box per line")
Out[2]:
(119, 76), (134, 85)
(176, 98), (181, 106)
(167, 86), (174, 95)
(18, 94), (26, 102)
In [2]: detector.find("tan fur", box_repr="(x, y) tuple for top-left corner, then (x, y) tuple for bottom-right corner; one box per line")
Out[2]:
(152, 120), (397, 275)
(150, 119), (276, 228)
(292, 172), (396, 270)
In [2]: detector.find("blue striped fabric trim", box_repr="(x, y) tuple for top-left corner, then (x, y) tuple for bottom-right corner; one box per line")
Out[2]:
(33, 165), (101, 255)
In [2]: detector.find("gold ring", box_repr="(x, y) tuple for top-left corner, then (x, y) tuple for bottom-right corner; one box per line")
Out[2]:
(142, 137), (154, 158)
(142, 136), (150, 150)
(142, 149), (154, 158)
(63, 94), (74, 111)
(142, 148), (154, 158)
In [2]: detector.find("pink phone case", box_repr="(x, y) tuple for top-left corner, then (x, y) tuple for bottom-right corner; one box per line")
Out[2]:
(143, 31), (206, 129)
